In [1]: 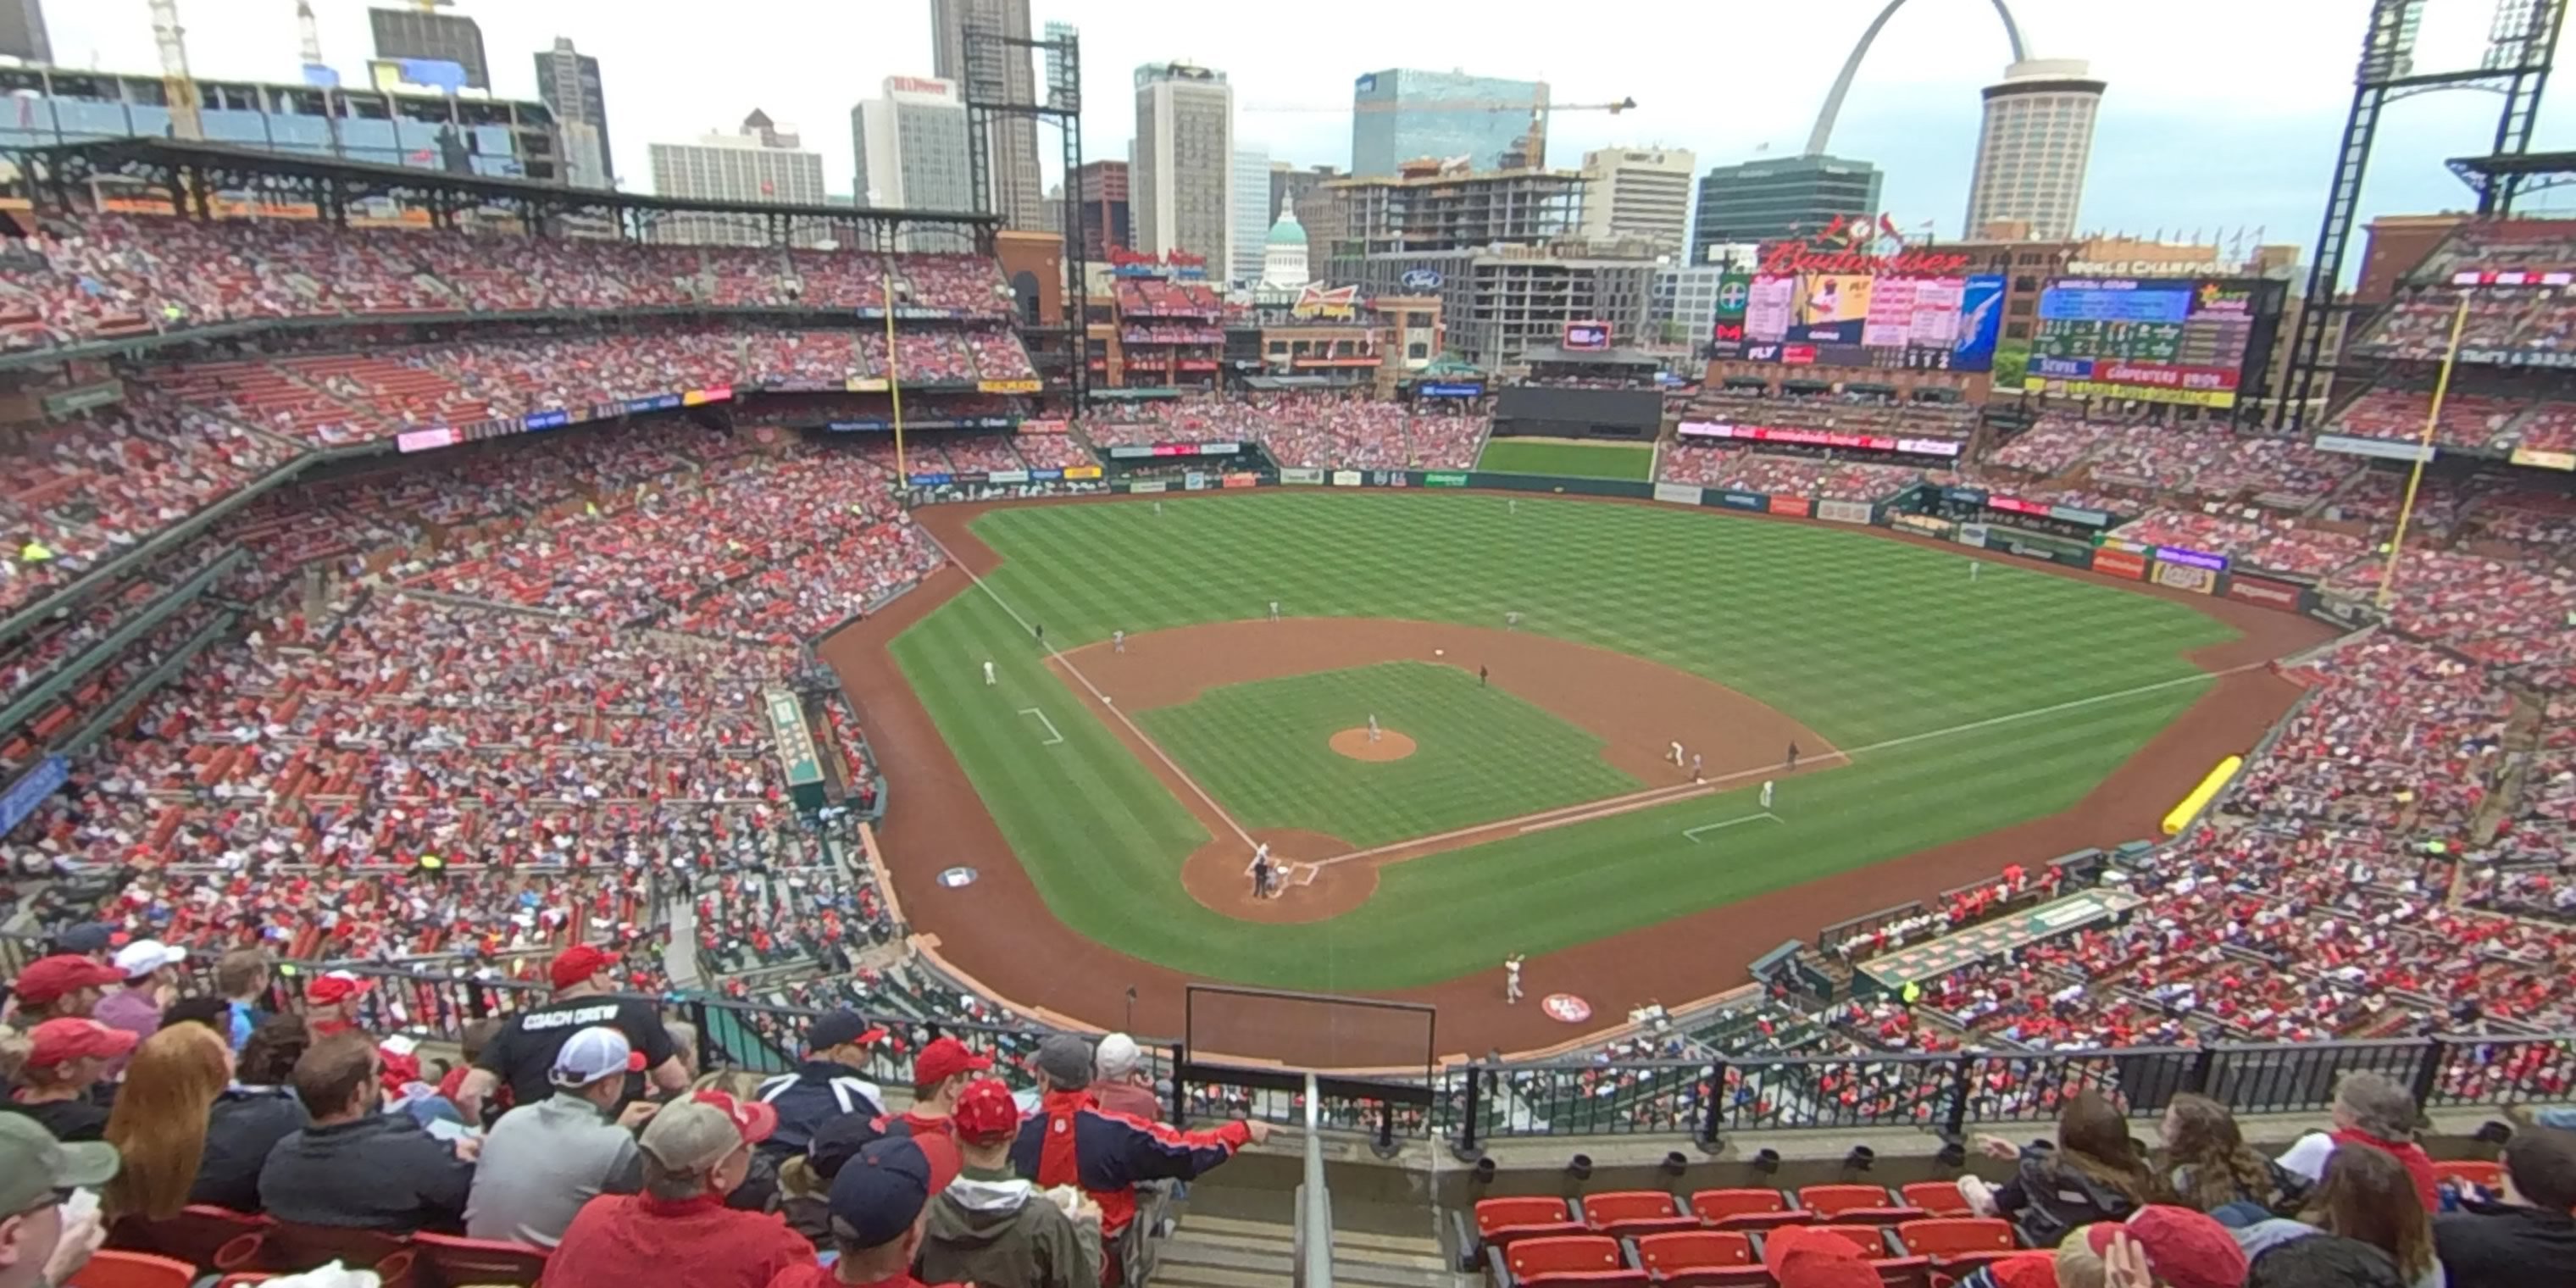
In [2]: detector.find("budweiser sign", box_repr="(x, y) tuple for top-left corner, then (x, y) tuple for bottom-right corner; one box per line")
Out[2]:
(1759, 213), (1972, 278)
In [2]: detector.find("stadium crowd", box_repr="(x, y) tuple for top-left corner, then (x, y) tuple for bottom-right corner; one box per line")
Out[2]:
(1081, 391), (1491, 469)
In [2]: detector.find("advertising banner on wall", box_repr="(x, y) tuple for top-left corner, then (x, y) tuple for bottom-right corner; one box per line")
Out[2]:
(2153, 562), (2218, 594)
(1653, 482), (1704, 506)
(1890, 513), (1956, 538)
(1063, 465), (1103, 480)
(2091, 547), (2148, 580)
(1129, 480), (1168, 494)
(1957, 523), (1990, 549)
(2225, 574), (2303, 609)
(1222, 473), (1260, 489)
(1767, 496), (1813, 517)
(1718, 491), (1765, 511)
(1421, 471), (1469, 487)
(1281, 467), (1325, 485)
(1332, 470), (1363, 487)
(1816, 500), (1874, 525)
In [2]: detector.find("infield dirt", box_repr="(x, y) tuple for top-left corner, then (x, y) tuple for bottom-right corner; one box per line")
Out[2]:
(818, 492), (2336, 1062)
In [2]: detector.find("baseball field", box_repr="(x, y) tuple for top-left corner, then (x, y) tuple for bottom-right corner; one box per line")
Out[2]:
(824, 490), (2327, 1055)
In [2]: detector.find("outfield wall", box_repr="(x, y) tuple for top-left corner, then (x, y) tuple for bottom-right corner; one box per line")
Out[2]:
(913, 454), (2353, 627)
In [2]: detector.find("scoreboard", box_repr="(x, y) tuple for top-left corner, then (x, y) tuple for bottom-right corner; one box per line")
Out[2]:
(2023, 277), (2285, 409)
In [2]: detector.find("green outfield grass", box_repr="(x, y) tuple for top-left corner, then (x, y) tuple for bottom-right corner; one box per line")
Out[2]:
(1474, 438), (1657, 480)
(1132, 662), (1641, 848)
(888, 491), (2236, 991)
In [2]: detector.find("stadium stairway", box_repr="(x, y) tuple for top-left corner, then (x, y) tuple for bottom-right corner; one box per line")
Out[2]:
(1148, 1212), (1463, 1288)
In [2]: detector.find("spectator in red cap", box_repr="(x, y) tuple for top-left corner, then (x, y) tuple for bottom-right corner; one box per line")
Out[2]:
(753, 1010), (887, 1160)
(457, 944), (686, 1122)
(1, 1019), (136, 1142)
(891, 1036), (991, 1141)
(1763, 1225), (1884, 1288)
(921, 1078), (1095, 1288)
(767, 1135), (965, 1288)
(8, 957), (123, 1026)
(301, 971), (372, 1039)
(2084, 1208), (2249, 1288)
(548, 1091), (813, 1288)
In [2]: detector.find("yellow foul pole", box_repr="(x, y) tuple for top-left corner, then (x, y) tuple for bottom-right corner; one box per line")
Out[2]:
(2373, 294), (2471, 608)
(886, 253), (908, 485)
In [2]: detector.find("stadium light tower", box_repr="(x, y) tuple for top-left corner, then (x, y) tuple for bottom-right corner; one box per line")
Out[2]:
(2278, 0), (2566, 431)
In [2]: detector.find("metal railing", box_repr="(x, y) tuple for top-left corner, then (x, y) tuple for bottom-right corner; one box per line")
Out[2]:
(1295, 1072), (1335, 1288)
(14, 935), (2567, 1143)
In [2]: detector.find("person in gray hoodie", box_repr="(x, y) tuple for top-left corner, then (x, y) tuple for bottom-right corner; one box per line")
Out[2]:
(919, 1079), (1096, 1288)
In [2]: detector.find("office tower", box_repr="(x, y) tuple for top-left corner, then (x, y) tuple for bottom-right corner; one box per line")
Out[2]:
(1350, 68), (1547, 178)
(1133, 62), (1234, 268)
(647, 110), (829, 245)
(1579, 147), (1696, 256)
(369, 6), (489, 89)
(1691, 154), (1882, 263)
(854, 76), (975, 247)
(1230, 146), (1271, 284)
(533, 38), (613, 189)
(1963, 58), (2105, 241)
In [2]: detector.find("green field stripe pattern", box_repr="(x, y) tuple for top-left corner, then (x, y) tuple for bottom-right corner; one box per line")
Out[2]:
(1474, 439), (1656, 480)
(1134, 663), (1643, 848)
(891, 491), (2239, 991)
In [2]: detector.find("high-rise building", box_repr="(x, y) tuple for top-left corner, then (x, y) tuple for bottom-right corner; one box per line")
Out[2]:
(0, 0), (48, 64)
(1072, 160), (1131, 260)
(1330, 160), (1582, 255)
(1230, 147), (1272, 285)
(1963, 58), (2105, 241)
(647, 111), (829, 245)
(1133, 62), (1234, 269)
(1691, 154), (1882, 263)
(853, 76), (975, 250)
(533, 38), (613, 189)
(931, 0), (1046, 230)
(1350, 69), (1548, 178)
(1579, 147), (1695, 257)
(369, 7), (490, 90)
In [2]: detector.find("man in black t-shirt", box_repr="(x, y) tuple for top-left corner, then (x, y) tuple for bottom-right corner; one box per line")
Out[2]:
(454, 945), (686, 1119)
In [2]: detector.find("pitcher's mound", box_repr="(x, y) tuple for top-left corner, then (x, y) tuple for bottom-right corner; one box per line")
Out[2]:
(1330, 728), (1416, 761)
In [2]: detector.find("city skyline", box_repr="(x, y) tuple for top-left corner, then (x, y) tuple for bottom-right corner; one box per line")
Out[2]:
(35, 0), (2576, 260)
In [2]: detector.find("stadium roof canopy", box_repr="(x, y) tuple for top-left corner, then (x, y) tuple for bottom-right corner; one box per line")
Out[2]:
(2446, 150), (2576, 209)
(14, 138), (999, 240)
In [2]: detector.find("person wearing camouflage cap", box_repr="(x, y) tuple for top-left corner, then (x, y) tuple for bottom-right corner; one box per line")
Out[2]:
(0, 1115), (119, 1288)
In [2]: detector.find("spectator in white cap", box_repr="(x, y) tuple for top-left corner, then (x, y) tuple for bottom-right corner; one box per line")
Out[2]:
(1091, 1034), (1160, 1123)
(467, 1026), (658, 1248)
(91, 941), (186, 1076)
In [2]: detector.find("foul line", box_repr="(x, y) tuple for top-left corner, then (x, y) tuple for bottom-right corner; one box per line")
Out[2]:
(1308, 661), (2259, 869)
(1017, 708), (1065, 746)
(1684, 812), (1781, 843)
(927, 533), (1257, 850)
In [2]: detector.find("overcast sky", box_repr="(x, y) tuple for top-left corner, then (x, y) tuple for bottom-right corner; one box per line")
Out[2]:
(43, 0), (2576, 259)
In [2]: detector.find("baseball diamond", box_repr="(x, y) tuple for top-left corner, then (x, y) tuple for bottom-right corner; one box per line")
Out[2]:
(822, 489), (2331, 1059)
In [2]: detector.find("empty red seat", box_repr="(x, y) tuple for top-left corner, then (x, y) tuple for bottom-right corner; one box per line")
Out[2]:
(1895, 1217), (2019, 1272)
(1480, 1196), (1588, 1250)
(1582, 1191), (1700, 1239)
(1507, 1235), (1649, 1286)
(1796, 1185), (1926, 1225)
(1690, 1187), (1813, 1232)
(1897, 1183), (1974, 1217)
(1634, 1230), (1767, 1287)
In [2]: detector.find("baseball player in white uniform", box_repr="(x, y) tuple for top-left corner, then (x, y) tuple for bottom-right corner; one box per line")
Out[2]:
(983, 660), (997, 686)
(1367, 713), (1380, 743)
(1690, 753), (1703, 783)
(1761, 780), (1774, 809)
(1504, 954), (1524, 1003)
(1113, 629), (1126, 653)
(1269, 600), (1280, 621)
(1253, 841), (1271, 868)
(1669, 741), (1685, 766)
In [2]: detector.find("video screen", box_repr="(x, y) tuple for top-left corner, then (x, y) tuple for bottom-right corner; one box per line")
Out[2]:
(2021, 277), (2279, 408)
(1717, 272), (2003, 372)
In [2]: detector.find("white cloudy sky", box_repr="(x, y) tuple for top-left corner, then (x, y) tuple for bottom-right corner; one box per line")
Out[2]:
(44, 0), (2576, 258)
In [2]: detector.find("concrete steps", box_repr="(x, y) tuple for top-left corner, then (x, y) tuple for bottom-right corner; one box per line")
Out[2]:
(1152, 1213), (1468, 1288)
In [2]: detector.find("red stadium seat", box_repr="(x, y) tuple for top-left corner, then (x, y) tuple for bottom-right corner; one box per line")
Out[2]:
(1895, 1218), (2019, 1274)
(1633, 1230), (1768, 1287)
(409, 1232), (550, 1287)
(64, 1251), (195, 1288)
(1689, 1188), (1813, 1232)
(2434, 1160), (2503, 1191)
(1796, 1185), (1926, 1225)
(1581, 1191), (1700, 1240)
(1507, 1235), (1652, 1288)
(1480, 1196), (1588, 1250)
(108, 1207), (269, 1273)
(1897, 1183), (1974, 1217)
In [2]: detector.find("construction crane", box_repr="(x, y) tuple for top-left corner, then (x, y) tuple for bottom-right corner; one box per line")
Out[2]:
(1246, 92), (1639, 170)
(148, 0), (202, 141)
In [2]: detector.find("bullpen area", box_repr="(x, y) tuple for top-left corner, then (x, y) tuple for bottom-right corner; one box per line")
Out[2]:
(822, 490), (2330, 1058)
